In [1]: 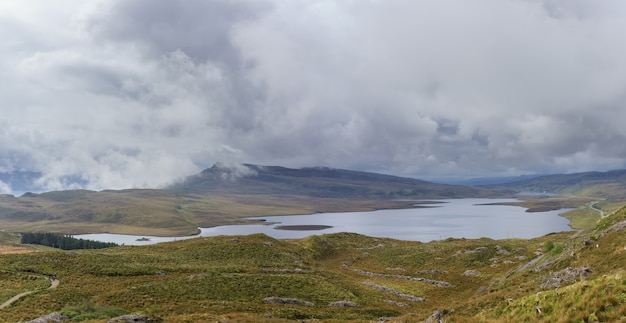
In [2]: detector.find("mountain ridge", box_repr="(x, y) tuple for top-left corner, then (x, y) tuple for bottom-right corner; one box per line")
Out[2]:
(485, 168), (626, 199)
(168, 163), (495, 199)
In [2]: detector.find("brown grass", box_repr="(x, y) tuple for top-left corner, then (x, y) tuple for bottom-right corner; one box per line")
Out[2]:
(0, 245), (34, 255)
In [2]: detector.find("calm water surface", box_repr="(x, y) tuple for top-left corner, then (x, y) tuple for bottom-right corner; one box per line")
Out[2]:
(75, 198), (572, 245)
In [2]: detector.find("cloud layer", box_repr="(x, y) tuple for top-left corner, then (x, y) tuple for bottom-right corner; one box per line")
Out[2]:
(1, 0), (626, 191)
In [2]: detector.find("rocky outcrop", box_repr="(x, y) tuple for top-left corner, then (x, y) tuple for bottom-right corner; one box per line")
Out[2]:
(24, 313), (69, 323)
(462, 270), (479, 277)
(540, 267), (592, 289)
(107, 314), (161, 323)
(362, 282), (425, 302)
(352, 268), (453, 287)
(605, 220), (626, 234)
(329, 300), (358, 307)
(423, 309), (452, 323)
(264, 297), (314, 306)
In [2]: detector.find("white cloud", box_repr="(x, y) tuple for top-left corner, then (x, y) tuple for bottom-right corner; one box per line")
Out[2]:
(1, 0), (626, 191)
(0, 180), (11, 195)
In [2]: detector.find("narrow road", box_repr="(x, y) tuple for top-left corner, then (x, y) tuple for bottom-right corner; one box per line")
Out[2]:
(0, 275), (59, 309)
(589, 202), (605, 218)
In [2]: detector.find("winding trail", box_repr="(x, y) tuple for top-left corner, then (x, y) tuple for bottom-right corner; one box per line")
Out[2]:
(0, 275), (59, 309)
(589, 202), (605, 218)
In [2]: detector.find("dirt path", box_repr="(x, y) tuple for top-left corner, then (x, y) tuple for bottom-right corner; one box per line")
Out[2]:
(589, 201), (605, 218)
(0, 275), (59, 309)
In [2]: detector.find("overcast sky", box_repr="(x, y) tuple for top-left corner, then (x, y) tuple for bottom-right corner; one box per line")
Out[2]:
(1, 0), (626, 192)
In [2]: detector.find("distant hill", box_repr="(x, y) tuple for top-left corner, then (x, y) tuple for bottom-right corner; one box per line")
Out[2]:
(168, 163), (497, 199)
(485, 169), (626, 199)
(0, 164), (507, 236)
(434, 174), (546, 186)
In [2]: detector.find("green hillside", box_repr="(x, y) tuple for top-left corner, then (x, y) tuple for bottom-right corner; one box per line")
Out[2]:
(0, 164), (508, 236)
(488, 169), (626, 200)
(0, 204), (625, 322)
(169, 163), (498, 198)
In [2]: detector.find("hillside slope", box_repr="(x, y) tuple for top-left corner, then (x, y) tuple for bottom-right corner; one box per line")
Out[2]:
(168, 163), (497, 198)
(487, 169), (626, 200)
(0, 164), (506, 236)
(2, 204), (625, 322)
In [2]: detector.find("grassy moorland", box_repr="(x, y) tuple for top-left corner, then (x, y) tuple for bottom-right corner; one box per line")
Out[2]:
(7, 165), (626, 237)
(0, 164), (511, 236)
(0, 190), (425, 236)
(0, 204), (625, 322)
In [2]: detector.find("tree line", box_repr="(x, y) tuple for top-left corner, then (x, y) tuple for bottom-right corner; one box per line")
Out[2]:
(21, 232), (119, 250)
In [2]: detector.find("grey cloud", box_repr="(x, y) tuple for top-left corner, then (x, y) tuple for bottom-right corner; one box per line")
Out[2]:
(1, 0), (626, 191)
(86, 0), (271, 63)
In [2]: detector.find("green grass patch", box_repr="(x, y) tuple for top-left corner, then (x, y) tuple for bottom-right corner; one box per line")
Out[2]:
(559, 208), (601, 230)
(1, 205), (626, 323)
(60, 302), (129, 321)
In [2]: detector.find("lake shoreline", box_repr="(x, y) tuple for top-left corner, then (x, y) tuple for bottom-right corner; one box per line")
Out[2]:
(74, 198), (573, 245)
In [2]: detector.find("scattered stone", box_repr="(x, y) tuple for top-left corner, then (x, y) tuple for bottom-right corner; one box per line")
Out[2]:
(356, 243), (385, 250)
(420, 269), (449, 275)
(24, 313), (69, 323)
(496, 245), (511, 255)
(352, 268), (452, 287)
(362, 282), (425, 302)
(155, 271), (166, 276)
(329, 300), (358, 307)
(514, 247), (526, 253)
(263, 242), (274, 247)
(516, 256), (528, 261)
(462, 270), (479, 277)
(605, 220), (626, 234)
(423, 309), (452, 323)
(384, 299), (409, 307)
(263, 297), (314, 307)
(540, 267), (592, 289)
(107, 314), (160, 323)
(378, 317), (395, 322)
(454, 247), (489, 256)
(534, 259), (558, 272)
(503, 260), (514, 265)
(272, 268), (311, 274)
(474, 286), (489, 296)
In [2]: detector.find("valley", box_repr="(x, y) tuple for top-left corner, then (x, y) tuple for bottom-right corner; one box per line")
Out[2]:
(0, 165), (625, 322)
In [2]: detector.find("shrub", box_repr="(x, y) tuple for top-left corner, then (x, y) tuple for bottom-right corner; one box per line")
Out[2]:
(543, 241), (555, 253)
(60, 303), (128, 321)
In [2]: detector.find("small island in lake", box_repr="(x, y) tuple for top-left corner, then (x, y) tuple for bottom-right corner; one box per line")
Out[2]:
(274, 225), (333, 231)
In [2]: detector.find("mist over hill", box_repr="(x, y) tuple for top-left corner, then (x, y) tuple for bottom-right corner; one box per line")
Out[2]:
(167, 163), (497, 199)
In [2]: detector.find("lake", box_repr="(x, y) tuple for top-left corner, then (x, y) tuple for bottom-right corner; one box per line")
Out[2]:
(74, 198), (573, 245)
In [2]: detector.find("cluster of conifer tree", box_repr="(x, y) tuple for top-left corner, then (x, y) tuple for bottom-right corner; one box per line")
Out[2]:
(20, 232), (119, 250)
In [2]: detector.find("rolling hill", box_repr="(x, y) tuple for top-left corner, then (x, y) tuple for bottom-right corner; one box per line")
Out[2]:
(167, 163), (496, 198)
(0, 164), (506, 236)
(2, 203), (626, 322)
(486, 169), (626, 200)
